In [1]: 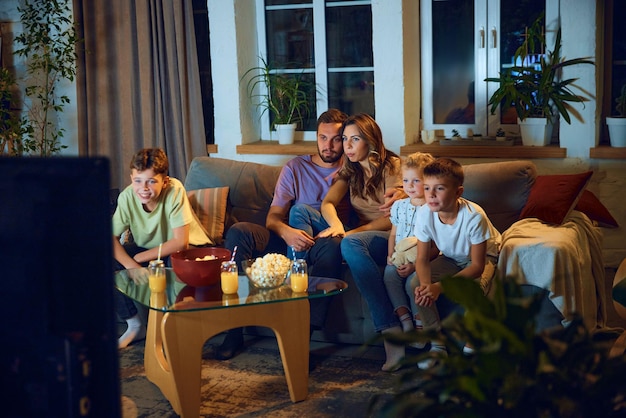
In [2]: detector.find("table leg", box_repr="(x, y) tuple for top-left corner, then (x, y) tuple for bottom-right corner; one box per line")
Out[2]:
(145, 298), (310, 418)
(144, 294), (182, 413)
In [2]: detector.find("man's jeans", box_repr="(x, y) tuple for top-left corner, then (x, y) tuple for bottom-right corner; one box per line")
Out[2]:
(288, 203), (330, 259)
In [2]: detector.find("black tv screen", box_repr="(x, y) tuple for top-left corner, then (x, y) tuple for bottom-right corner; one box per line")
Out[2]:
(0, 157), (120, 418)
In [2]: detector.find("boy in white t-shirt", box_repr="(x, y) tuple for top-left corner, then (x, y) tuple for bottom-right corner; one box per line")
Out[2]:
(411, 157), (500, 366)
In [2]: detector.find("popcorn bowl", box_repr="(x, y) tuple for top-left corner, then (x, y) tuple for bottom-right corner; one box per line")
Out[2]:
(242, 254), (292, 289)
(171, 247), (232, 287)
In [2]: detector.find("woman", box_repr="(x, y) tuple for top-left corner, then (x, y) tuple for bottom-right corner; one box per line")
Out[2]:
(318, 113), (406, 371)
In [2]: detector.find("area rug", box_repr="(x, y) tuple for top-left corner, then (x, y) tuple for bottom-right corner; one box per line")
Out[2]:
(119, 340), (397, 417)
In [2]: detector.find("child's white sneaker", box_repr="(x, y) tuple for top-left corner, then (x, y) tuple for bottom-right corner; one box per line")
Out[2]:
(417, 345), (447, 369)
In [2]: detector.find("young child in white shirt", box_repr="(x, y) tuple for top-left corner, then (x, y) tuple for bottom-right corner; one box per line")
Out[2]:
(383, 152), (435, 352)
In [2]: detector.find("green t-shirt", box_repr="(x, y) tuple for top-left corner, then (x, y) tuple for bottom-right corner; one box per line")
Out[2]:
(112, 177), (212, 248)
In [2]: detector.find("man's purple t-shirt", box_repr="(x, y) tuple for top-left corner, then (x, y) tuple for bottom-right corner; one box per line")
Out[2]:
(271, 155), (339, 210)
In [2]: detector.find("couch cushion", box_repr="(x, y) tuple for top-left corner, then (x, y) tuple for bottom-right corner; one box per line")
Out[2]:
(462, 160), (537, 233)
(574, 189), (619, 228)
(185, 157), (282, 231)
(519, 171), (593, 225)
(187, 186), (229, 244)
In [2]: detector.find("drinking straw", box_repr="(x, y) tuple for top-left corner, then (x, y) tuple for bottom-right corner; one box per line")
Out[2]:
(230, 245), (237, 262)
(157, 243), (162, 261)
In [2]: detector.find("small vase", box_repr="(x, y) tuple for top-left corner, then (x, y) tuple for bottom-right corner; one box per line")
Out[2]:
(275, 123), (297, 145)
(606, 117), (626, 147)
(518, 118), (552, 146)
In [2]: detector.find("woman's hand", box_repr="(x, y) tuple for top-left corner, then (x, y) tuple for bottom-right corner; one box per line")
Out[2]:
(318, 224), (346, 238)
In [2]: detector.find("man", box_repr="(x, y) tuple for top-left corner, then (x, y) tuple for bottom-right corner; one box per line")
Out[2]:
(217, 108), (349, 361)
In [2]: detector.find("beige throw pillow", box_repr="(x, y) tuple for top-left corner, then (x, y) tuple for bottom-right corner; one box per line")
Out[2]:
(187, 187), (229, 245)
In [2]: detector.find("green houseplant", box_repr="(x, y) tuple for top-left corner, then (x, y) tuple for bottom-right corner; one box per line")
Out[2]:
(606, 83), (626, 147)
(0, 67), (28, 155)
(370, 276), (626, 417)
(242, 57), (314, 145)
(13, 0), (79, 156)
(485, 14), (594, 146)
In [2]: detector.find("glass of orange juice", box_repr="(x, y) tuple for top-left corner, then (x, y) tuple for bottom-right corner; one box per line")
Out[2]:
(148, 260), (166, 293)
(220, 261), (238, 294)
(290, 259), (308, 293)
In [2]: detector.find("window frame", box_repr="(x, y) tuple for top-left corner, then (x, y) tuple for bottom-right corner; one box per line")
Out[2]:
(420, 0), (558, 139)
(255, 0), (373, 141)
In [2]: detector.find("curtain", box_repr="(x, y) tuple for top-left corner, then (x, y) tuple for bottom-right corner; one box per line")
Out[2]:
(73, 0), (207, 190)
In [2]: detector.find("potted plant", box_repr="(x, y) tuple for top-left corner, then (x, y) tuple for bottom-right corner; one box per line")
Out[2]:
(370, 276), (626, 417)
(242, 57), (314, 145)
(495, 127), (507, 141)
(606, 83), (626, 147)
(12, 0), (79, 156)
(0, 67), (26, 155)
(485, 14), (594, 146)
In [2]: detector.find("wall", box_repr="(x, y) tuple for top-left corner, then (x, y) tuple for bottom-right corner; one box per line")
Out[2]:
(207, 1), (613, 161)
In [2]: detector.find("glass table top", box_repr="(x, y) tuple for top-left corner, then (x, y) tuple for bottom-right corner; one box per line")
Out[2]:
(114, 268), (347, 313)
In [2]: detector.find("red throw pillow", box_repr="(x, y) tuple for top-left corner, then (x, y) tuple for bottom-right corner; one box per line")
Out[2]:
(519, 171), (593, 225)
(574, 189), (619, 228)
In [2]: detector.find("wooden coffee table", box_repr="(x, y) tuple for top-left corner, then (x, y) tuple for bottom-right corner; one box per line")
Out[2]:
(114, 268), (347, 418)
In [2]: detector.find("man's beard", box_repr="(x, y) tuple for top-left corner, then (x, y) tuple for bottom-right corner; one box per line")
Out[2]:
(318, 149), (341, 164)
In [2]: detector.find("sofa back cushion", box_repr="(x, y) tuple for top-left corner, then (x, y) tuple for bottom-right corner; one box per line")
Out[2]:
(185, 157), (282, 233)
(462, 160), (537, 233)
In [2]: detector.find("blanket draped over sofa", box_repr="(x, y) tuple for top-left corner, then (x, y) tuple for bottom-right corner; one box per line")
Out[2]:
(184, 157), (607, 345)
(498, 211), (606, 330)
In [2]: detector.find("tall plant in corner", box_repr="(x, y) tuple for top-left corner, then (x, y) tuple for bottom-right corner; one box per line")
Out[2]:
(14, 0), (80, 156)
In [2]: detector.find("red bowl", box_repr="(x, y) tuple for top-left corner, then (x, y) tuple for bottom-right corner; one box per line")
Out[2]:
(170, 247), (232, 287)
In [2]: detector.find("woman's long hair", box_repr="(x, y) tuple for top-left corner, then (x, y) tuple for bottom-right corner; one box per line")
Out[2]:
(338, 113), (400, 201)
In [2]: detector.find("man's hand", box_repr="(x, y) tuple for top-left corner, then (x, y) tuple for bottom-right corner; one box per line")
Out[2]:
(282, 228), (315, 252)
(379, 188), (407, 217)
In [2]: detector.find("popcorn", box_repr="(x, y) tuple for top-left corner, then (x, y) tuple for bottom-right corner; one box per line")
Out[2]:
(195, 255), (218, 261)
(246, 253), (291, 288)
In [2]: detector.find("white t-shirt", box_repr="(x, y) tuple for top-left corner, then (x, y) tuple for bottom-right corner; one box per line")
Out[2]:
(413, 197), (501, 267)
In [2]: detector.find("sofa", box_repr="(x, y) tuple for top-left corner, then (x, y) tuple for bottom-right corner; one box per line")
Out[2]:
(184, 156), (609, 346)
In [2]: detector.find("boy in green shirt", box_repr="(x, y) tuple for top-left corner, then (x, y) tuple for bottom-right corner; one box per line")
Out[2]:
(112, 148), (211, 348)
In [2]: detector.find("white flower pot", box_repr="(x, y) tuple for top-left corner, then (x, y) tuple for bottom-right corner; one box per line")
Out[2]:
(606, 117), (626, 147)
(275, 123), (297, 145)
(518, 117), (553, 146)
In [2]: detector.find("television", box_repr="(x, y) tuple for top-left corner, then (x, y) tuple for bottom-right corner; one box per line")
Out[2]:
(0, 157), (120, 418)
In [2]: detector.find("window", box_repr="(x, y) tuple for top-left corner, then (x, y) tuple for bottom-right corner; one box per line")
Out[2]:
(258, 0), (373, 139)
(602, 0), (626, 144)
(421, 0), (557, 138)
